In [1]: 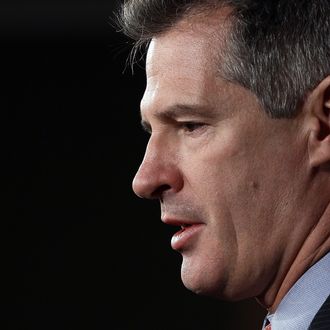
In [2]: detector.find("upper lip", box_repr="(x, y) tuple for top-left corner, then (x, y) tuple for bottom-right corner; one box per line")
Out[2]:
(161, 216), (202, 227)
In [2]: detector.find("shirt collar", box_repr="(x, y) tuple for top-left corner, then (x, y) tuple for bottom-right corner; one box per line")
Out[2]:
(264, 252), (330, 330)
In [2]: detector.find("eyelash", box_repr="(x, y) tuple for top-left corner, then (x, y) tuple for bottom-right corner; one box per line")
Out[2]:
(142, 122), (207, 135)
(181, 122), (206, 133)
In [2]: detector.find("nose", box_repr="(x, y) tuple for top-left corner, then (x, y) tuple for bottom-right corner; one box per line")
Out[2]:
(132, 136), (183, 199)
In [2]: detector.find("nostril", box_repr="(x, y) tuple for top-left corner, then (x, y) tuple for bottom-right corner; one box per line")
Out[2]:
(151, 184), (172, 199)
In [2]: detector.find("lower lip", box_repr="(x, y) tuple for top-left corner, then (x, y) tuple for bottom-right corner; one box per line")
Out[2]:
(171, 224), (204, 251)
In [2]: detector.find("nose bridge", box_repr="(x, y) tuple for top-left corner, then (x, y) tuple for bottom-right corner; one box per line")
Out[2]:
(137, 136), (164, 181)
(132, 133), (182, 199)
(144, 132), (164, 163)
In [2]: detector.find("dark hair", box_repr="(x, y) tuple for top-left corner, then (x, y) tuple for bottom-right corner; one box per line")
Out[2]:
(117, 0), (330, 118)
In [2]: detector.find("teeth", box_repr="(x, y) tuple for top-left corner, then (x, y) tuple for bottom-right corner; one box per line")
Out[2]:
(181, 224), (190, 228)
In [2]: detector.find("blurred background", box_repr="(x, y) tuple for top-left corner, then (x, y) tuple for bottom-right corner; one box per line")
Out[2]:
(3, 1), (266, 329)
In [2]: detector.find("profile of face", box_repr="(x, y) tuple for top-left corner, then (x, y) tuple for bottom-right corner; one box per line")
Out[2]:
(132, 12), (309, 302)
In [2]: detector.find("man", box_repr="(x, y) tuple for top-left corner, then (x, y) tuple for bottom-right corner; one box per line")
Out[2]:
(117, 1), (330, 329)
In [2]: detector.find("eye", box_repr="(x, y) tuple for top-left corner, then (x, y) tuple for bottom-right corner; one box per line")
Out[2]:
(181, 122), (206, 133)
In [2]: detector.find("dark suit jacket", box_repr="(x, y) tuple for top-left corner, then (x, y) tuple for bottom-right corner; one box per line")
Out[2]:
(308, 295), (330, 330)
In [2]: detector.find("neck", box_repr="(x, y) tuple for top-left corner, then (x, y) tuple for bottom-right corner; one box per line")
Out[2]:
(256, 202), (330, 313)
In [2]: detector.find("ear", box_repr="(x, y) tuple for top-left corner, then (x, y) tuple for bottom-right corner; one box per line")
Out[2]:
(307, 76), (330, 169)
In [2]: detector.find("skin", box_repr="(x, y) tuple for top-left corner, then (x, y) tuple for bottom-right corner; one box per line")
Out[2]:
(132, 10), (330, 312)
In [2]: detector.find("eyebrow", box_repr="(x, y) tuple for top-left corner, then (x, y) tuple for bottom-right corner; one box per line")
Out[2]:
(140, 103), (217, 133)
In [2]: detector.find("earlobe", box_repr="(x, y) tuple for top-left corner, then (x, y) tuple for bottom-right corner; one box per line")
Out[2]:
(307, 76), (330, 169)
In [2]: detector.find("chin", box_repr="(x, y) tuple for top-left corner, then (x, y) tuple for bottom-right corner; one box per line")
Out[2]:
(180, 258), (227, 299)
(180, 258), (249, 302)
(181, 274), (249, 302)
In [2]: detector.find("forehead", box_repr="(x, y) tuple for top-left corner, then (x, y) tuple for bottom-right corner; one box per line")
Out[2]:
(146, 29), (215, 79)
(146, 8), (232, 77)
(141, 10), (232, 115)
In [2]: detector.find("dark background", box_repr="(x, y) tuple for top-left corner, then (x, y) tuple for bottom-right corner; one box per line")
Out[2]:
(4, 1), (266, 329)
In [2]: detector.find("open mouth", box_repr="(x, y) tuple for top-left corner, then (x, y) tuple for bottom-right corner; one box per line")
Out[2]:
(181, 224), (192, 229)
(170, 223), (204, 251)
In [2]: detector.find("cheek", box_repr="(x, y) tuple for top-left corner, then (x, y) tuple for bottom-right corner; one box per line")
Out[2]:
(183, 139), (253, 208)
(178, 139), (286, 298)
(183, 139), (275, 238)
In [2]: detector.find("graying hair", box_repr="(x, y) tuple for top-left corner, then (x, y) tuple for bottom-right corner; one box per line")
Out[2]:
(117, 0), (330, 118)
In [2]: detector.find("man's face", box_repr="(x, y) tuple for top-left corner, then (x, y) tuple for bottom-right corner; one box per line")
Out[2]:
(132, 14), (307, 301)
